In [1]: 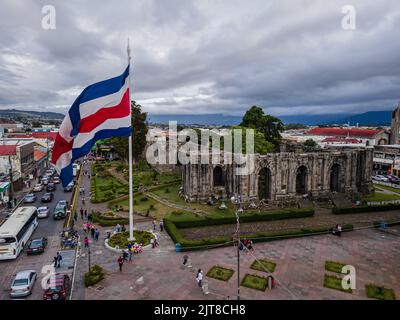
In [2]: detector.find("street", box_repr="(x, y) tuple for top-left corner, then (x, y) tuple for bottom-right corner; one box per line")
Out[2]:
(0, 176), (76, 300)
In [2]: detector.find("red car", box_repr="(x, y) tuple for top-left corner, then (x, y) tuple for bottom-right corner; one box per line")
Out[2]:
(43, 273), (71, 300)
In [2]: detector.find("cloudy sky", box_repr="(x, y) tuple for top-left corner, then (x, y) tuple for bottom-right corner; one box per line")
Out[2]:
(0, 0), (400, 116)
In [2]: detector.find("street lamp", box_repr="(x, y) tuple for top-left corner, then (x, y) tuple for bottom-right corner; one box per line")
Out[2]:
(231, 194), (243, 301)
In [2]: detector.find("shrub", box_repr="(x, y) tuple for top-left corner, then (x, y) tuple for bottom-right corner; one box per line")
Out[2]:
(206, 266), (234, 281)
(365, 284), (396, 300)
(140, 197), (149, 202)
(108, 230), (153, 248)
(92, 212), (129, 226)
(333, 203), (400, 214)
(84, 265), (105, 287)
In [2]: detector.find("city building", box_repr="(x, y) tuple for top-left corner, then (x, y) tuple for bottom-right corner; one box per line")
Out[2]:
(390, 103), (400, 144)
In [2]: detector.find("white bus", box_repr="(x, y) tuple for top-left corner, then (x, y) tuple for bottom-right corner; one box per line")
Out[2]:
(0, 206), (38, 260)
(72, 163), (80, 177)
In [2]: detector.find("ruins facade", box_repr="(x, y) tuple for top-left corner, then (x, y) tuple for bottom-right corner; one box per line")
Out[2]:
(181, 148), (373, 204)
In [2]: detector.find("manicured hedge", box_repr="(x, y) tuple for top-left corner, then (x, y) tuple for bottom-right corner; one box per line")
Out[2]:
(92, 212), (129, 227)
(332, 203), (400, 214)
(164, 214), (353, 252)
(170, 208), (315, 229)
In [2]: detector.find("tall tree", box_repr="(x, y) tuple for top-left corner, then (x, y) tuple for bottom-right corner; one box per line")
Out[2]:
(107, 100), (148, 163)
(241, 106), (284, 150)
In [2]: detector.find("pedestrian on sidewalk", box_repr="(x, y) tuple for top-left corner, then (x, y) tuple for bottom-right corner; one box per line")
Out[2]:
(160, 220), (164, 232)
(154, 238), (159, 248)
(182, 254), (189, 266)
(84, 236), (89, 248)
(122, 250), (128, 262)
(80, 208), (84, 219)
(152, 219), (156, 231)
(196, 269), (203, 288)
(84, 209), (88, 219)
(129, 248), (133, 262)
(88, 212), (92, 222)
(90, 226), (95, 239)
(73, 211), (77, 222)
(82, 197), (85, 205)
(151, 238), (155, 249)
(83, 223), (88, 233)
(54, 252), (62, 268)
(118, 256), (123, 272)
(94, 228), (100, 241)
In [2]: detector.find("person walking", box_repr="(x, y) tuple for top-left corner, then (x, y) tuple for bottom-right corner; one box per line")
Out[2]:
(160, 220), (164, 232)
(94, 228), (100, 241)
(73, 211), (77, 222)
(84, 209), (88, 219)
(118, 256), (124, 272)
(90, 226), (95, 239)
(182, 254), (189, 266)
(84, 236), (89, 248)
(196, 269), (203, 288)
(122, 250), (128, 262)
(54, 252), (62, 268)
(129, 248), (133, 262)
(152, 219), (156, 231)
(80, 208), (84, 220)
(82, 197), (85, 205)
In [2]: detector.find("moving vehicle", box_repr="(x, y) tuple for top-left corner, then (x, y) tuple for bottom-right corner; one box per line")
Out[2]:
(37, 206), (50, 218)
(45, 169), (54, 177)
(43, 273), (71, 300)
(372, 175), (389, 182)
(27, 237), (47, 255)
(46, 183), (56, 192)
(53, 201), (67, 220)
(53, 176), (60, 184)
(23, 193), (36, 203)
(72, 163), (80, 177)
(10, 270), (37, 298)
(41, 177), (49, 185)
(64, 181), (74, 192)
(41, 192), (54, 203)
(33, 184), (43, 192)
(0, 207), (38, 260)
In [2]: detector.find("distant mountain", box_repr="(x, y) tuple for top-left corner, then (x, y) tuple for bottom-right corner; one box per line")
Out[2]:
(0, 109), (64, 121)
(148, 111), (392, 126)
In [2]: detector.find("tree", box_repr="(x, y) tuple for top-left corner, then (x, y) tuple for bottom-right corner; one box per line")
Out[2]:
(241, 106), (284, 150)
(302, 139), (320, 152)
(107, 100), (148, 163)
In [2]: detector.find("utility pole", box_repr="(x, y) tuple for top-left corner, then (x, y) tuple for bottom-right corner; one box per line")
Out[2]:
(8, 155), (14, 208)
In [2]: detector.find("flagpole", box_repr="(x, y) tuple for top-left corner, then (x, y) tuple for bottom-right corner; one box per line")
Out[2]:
(127, 38), (135, 241)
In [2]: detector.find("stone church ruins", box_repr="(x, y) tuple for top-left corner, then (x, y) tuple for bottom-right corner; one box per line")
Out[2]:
(181, 148), (373, 205)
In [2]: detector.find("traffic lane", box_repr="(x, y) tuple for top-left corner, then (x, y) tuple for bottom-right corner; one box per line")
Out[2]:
(0, 179), (75, 300)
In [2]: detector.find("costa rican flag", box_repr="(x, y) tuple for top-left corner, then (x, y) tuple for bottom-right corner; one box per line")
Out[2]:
(51, 66), (131, 187)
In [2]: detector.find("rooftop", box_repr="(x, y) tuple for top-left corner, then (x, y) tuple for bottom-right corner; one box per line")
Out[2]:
(307, 127), (383, 138)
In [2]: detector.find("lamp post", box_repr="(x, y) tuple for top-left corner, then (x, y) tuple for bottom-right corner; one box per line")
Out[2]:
(231, 194), (243, 301)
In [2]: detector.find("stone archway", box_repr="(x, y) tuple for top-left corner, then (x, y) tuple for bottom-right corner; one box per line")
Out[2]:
(258, 167), (272, 200)
(330, 163), (341, 192)
(213, 166), (225, 187)
(296, 165), (307, 194)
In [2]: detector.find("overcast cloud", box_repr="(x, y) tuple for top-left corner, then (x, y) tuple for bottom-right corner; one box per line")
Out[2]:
(0, 0), (399, 116)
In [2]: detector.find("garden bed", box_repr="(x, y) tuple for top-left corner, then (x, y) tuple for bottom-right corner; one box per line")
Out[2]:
(323, 274), (352, 293)
(325, 261), (347, 274)
(250, 259), (276, 273)
(365, 284), (396, 300)
(241, 274), (268, 291)
(206, 266), (234, 282)
(108, 230), (154, 249)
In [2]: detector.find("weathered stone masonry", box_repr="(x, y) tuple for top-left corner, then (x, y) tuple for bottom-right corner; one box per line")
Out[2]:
(182, 148), (373, 204)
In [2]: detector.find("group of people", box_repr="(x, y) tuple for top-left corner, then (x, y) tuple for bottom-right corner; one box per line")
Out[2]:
(240, 239), (254, 253)
(152, 219), (164, 232)
(331, 224), (342, 237)
(117, 241), (144, 271)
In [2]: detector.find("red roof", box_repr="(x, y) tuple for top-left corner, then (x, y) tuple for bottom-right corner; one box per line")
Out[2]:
(31, 132), (57, 140)
(307, 127), (383, 138)
(0, 145), (17, 156)
(34, 149), (47, 161)
(322, 137), (361, 143)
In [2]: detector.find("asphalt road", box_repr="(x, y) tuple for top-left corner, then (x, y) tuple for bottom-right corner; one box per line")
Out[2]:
(0, 177), (76, 300)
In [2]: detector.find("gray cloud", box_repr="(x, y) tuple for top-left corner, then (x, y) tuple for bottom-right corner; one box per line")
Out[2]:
(0, 0), (399, 117)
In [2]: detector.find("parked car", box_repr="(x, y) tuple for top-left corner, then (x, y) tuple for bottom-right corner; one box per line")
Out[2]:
(64, 181), (74, 192)
(27, 237), (48, 255)
(10, 270), (37, 298)
(43, 273), (71, 300)
(45, 169), (54, 177)
(41, 192), (54, 203)
(53, 201), (67, 220)
(23, 193), (37, 203)
(41, 177), (50, 185)
(373, 175), (389, 182)
(53, 176), (60, 184)
(33, 184), (43, 192)
(46, 183), (56, 192)
(37, 206), (50, 218)
(386, 174), (400, 184)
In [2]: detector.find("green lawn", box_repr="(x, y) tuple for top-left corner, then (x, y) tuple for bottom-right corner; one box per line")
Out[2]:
(325, 261), (347, 274)
(365, 284), (396, 300)
(374, 184), (400, 194)
(250, 259), (276, 273)
(362, 191), (400, 202)
(241, 274), (269, 291)
(206, 266), (234, 281)
(323, 274), (352, 293)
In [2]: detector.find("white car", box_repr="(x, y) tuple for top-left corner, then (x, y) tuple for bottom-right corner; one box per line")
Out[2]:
(41, 177), (49, 185)
(373, 175), (389, 182)
(10, 270), (37, 298)
(33, 184), (43, 192)
(37, 206), (49, 218)
(53, 176), (60, 184)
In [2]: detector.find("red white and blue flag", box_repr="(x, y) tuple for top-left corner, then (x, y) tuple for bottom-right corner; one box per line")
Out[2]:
(51, 66), (131, 187)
